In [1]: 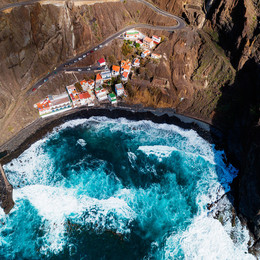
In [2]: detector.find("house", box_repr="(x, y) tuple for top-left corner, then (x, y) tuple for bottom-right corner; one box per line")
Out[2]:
(132, 58), (140, 67)
(97, 58), (106, 67)
(112, 65), (120, 76)
(135, 39), (143, 47)
(95, 73), (103, 86)
(34, 97), (51, 116)
(143, 37), (154, 49)
(78, 92), (91, 105)
(121, 71), (129, 81)
(95, 86), (108, 101)
(124, 30), (140, 40)
(108, 93), (117, 104)
(121, 65), (130, 74)
(152, 35), (161, 44)
(34, 93), (72, 117)
(151, 53), (162, 59)
(66, 85), (81, 107)
(87, 79), (95, 89)
(49, 93), (72, 112)
(80, 80), (88, 91)
(115, 83), (124, 97)
(101, 70), (112, 81)
(141, 50), (151, 58)
(121, 60), (127, 67)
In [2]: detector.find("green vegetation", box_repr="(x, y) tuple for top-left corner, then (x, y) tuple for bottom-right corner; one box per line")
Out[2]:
(122, 41), (133, 56)
(75, 82), (83, 92)
(160, 35), (168, 42)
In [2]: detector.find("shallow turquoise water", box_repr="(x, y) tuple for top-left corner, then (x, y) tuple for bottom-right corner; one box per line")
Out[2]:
(1, 117), (254, 259)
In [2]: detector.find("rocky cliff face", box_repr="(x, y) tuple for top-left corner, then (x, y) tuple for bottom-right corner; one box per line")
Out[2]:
(0, 1), (175, 143)
(150, 0), (260, 252)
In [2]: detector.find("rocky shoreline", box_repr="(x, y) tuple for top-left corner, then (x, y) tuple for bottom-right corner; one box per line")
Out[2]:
(0, 103), (220, 165)
(0, 102), (259, 256)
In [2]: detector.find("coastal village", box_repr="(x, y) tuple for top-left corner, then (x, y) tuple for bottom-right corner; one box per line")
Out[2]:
(34, 30), (162, 118)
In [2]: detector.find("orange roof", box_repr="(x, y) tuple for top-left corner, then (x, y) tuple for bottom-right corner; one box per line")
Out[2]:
(122, 65), (130, 71)
(80, 80), (87, 85)
(144, 37), (153, 43)
(87, 79), (94, 84)
(134, 58), (140, 64)
(121, 60), (126, 66)
(79, 92), (91, 99)
(112, 65), (120, 72)
(96, 73), (102, 81)
(144, 50), (150, 54)
(123, 71), (128, 78)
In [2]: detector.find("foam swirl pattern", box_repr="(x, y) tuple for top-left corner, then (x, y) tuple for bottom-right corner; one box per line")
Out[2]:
(1, 117), (254, 259)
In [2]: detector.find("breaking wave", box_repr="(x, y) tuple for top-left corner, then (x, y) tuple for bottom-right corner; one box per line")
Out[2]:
(1, 117), (254, 259)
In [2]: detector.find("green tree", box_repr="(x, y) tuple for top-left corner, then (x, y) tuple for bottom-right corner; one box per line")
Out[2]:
(75, 82), (83, 92)
(122, 42), (133, 56)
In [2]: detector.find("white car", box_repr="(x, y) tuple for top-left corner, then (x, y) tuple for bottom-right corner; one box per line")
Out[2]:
(78, 57), (82, 60)
(74, 60), (77, 63)
(83, 54), (86, 58)
(99, 45), (103, 48)
(78, 69), (82, 71)
(94, 48), (98, 51)
(87, 68), (91, 71)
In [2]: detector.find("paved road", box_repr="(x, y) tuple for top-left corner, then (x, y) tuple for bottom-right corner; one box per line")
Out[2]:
(0, 0), (186, 94)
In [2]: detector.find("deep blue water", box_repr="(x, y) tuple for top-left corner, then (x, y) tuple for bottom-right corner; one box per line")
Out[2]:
(0, 117), (254, 259)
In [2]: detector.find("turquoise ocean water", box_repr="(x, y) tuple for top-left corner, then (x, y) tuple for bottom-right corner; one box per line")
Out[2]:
(0, 117), (254, 259)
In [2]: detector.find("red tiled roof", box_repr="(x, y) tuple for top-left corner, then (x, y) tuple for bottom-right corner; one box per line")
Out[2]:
(123, 72), (128, 78)
(98, 58), (106, 64)
(96, 73), (102, 81)
(122, 65), (130, 71)
(144, 37), (153, 43)
(112, 65), (120, 72)
(87, 79), (94, 84)
(80, 80), (87, 85)
(79, 92), (91, 99)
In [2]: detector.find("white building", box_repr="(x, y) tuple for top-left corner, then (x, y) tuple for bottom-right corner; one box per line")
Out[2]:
(141, 50), (151, 58)
(115, 83), (125, 97)
(101, 70), (112, 81)
(152, 35), (161, 44)
(124, 30), (140, 40)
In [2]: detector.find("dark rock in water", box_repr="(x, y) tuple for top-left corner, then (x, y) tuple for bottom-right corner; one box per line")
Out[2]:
(0, 164), (14, 214)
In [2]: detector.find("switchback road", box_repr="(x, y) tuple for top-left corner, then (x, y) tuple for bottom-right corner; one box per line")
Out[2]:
(0, 0), (186, 93)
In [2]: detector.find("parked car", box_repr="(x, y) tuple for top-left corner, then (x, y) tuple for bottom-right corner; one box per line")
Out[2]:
(99, 45), (103, 48)
(32, 88), (36, 92)
(90, 50), (94, 53)
(94, 48), (98, 50)
(78, 57), (82, 60)
(87, 68), (91, 71)
(83, 54), (86, 58)
(78, 69), (82, 71)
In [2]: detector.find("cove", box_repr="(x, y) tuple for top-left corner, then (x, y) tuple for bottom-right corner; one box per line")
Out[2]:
(1, 117), (254, 259)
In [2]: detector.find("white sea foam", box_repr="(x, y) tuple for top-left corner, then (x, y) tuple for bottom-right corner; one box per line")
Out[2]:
(2, 117), (252, 258)
(77, 139), (87, 147)
(12, 185), (136, 255)
(165, 214), (254, 260)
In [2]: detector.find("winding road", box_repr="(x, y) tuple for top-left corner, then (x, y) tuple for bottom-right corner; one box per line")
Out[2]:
(0, 0), (186, 94)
